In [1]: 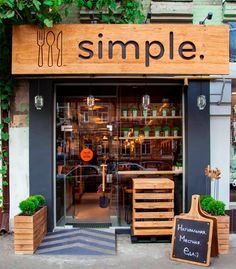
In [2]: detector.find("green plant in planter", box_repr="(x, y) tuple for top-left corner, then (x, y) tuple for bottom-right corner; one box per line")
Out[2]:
(154, 126), (161, 136)
(122, 127), (129, 136)
(143, 126), (150, 137)
(173, 126), (179, 136)
(131, 106), (138, 117)
(19, 200), (36, 216)
(19, 195), (46, 216)
(171, 107), (176, 116)
(34, 195), (46, 207)
(200, 195), (225, 216)
(162, 108), (169, 116)
(133, 127), (139, 137)
(163, 126), (170, 136)
(122, 107), (128, 117)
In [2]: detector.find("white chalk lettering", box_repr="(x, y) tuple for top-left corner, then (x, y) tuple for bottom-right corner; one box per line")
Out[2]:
(179, 235), (201, 245)
(177, 224), (206, 235)
(183, 247), (199, 258)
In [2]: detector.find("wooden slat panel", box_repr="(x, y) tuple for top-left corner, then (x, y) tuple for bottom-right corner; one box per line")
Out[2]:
(218, 228), (230, 234)
(134, 192), (174, 200)
(14, 222), (33, 229)
(14, 229), (33, 234)
(217, 223), (229, 229)
(133, 229), (173, 236)
(134, 211), (174, 219)
(134, 192), (173, 200)
(134, 221), (173, 228)
(15, 250), (34, 254)
(15, 240), (35, 245)
(15, 244), (34, 251)
(133, 178), (173, 184)
(217, 233), (229, 240)
(14, 234), (34, 240)
(14, 216), (33, 223)
(134, 202), (174, 209)
(134, 183), (174, 189)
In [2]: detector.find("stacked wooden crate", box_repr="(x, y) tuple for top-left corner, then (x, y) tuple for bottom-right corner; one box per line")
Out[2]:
(132, 178), (174, 238)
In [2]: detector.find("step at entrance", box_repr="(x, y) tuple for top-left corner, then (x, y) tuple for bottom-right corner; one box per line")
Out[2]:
(36, 228), (116, 255)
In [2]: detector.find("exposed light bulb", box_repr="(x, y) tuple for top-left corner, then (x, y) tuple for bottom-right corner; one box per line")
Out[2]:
(197, 95), (206, 110)
(87, 95), (95, 110)
(142, 94), (150, 110)
(34, 95), (44, 110)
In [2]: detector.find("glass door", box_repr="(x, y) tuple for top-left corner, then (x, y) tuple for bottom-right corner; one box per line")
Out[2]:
(56, 92), (119, 227)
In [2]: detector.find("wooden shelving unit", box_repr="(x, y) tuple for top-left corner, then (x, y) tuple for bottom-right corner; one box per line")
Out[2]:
(132, 178), (174, 237)
(119, 136), (182, 140)
(121, 116), (182, 120)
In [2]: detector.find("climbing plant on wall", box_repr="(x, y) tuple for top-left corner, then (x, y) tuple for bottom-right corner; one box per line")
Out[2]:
(0, 0), (145, 221)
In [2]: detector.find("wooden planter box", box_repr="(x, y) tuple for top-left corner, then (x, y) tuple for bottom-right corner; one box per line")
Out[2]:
(14, 206), (47, 254)
(216, 215), (230, 254)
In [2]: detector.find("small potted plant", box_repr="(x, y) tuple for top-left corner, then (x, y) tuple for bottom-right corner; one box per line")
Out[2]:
(173, 126), (179, 136)
(163, 126), (170, 136)
(162, 108), (169, 117)
(122, 107), (128, 117)
(133, 127), (139, 137)
(131, 106), (138, 118)
(14, 195), (47, 254)
(143, 126), (150, 137)
(171, 107), (176, 116)
(152, 107), (157, 117)
(200, 195), (230, 254)
(142, 109), (148, 117)
(122, 127), (129, 137)
(154, 126), (161, 137)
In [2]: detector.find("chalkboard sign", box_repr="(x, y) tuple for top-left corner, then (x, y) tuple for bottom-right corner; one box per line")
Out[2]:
(170, 195), (214, 267)
(172, 218), (211, 265)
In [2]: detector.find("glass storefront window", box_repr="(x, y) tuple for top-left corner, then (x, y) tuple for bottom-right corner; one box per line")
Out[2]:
(55, 84), (183, 227)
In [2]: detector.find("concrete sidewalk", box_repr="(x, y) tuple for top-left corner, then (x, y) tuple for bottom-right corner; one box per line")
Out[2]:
(0, 233), (236, 269)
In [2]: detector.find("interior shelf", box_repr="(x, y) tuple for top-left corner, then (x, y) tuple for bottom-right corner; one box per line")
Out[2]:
(119, 136), (183, 140)
(121, 116), (182, 120)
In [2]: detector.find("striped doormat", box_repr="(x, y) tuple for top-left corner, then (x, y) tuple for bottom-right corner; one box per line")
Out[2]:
(36, 228), (116, 255)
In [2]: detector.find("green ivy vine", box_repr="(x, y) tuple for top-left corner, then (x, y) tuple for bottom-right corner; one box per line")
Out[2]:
(0, 0), (145, 212)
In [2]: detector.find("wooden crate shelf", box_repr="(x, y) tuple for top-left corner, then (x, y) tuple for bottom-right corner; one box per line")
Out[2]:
(132, 178), (174, 237)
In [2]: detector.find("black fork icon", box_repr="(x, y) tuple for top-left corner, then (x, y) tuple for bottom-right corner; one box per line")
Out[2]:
(37, 30), (45, 67)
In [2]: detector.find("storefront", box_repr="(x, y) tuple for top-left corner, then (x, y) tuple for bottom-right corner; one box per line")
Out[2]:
(11, 24), (229, 231)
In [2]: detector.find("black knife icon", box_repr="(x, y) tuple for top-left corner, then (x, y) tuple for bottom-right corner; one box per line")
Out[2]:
(56, 31), (63, 67)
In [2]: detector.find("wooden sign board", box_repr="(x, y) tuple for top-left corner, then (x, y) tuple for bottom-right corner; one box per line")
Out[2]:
(170, 195), (217, 267)
(12, 24), (229, 75)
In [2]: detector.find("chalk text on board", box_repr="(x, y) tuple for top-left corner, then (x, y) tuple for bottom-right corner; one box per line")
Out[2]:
(179, 235), (201, 245)
(184, 247), (199, 258)
(177, 224), (207, 235)
(78, 32), (203, 67)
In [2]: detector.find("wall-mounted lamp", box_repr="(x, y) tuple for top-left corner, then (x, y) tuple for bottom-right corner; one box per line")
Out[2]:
(199, 12), (213, 25)
(34, 95), (44, 110)
(87, 95), (95, 110)
(197, 95), (206, 110)
(142, 94), (150, 110)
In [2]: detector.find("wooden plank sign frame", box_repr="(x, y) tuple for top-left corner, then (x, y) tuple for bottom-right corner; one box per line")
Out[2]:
(170, 195), (217, 267)
(12, 24), (229, 75)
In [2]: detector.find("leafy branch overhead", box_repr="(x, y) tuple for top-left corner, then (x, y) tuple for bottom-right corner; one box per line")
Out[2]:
(0, 0), (145, 26)
(0, 1), (145, 208)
